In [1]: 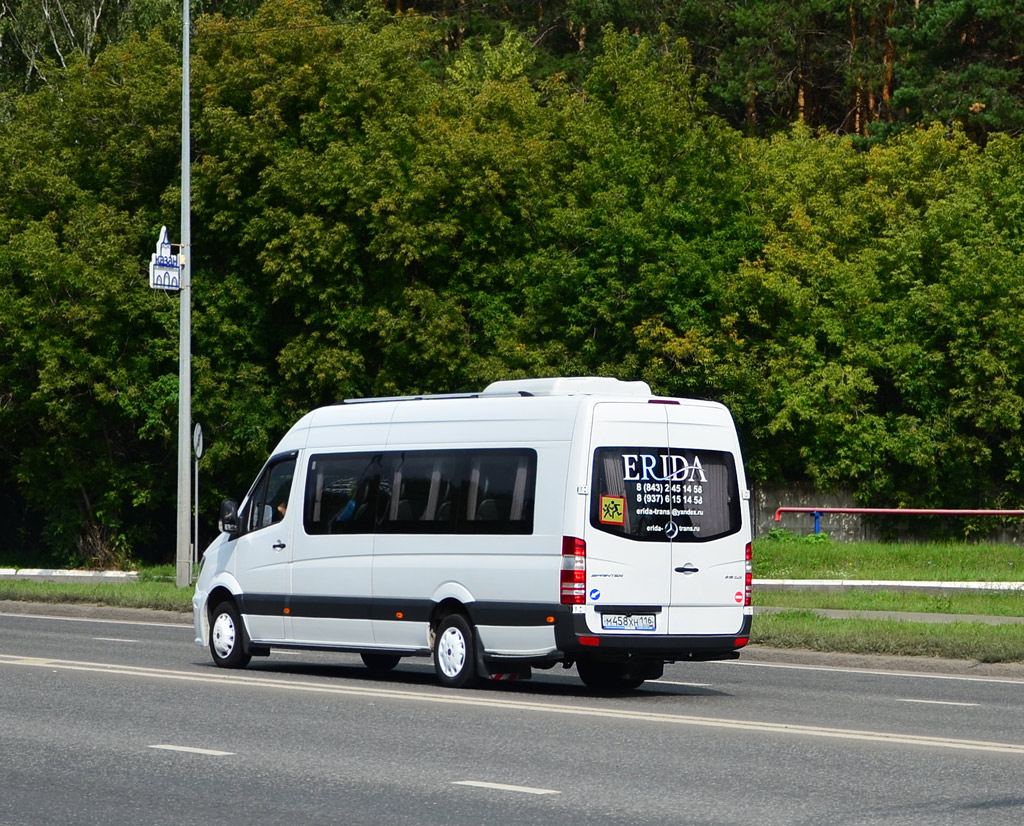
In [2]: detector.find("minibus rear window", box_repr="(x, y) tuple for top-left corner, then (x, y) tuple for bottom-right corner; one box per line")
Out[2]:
(590, 447), (741, 542)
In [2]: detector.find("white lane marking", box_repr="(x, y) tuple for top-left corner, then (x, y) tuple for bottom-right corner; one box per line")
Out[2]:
(2, 654), (1023, 755)
(719, 659), (1024, 686)
(897, 699), (980, 708)
(93, 637), (138, 643)
(0, 611), (189, 629)
(453, 780), (560, 795)
(654, 680), (713, 688)
(149, 744), (234, 756)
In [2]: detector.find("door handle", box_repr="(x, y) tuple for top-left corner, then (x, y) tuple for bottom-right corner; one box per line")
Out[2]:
(675, 565), (699, 574)
(272, 541), (287, 551)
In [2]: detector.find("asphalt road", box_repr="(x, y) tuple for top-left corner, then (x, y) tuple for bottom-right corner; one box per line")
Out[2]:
(3, 606), (1024, 826)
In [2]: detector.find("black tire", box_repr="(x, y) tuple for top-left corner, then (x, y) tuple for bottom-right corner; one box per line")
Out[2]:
(433, 614), (478, 688)
(361, 652), (401, 673)
(576, 660), (645, 692)
(209, 601), (252, 669)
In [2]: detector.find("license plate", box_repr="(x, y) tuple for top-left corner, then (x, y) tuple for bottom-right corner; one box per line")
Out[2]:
(601, 613), (656, 631)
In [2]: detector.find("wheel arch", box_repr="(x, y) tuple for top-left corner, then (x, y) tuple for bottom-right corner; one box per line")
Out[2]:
(430, 597), (472, 635)
(430, 580), (474, 609)
(202, 583), (243, 647)
(429, 581), (475, 639)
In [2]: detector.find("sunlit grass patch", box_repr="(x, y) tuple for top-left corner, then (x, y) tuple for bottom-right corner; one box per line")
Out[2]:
(754, 531), (1024, 581)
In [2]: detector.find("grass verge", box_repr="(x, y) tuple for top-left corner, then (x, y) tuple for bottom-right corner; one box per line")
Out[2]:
(0, 579), (191, 613)
(754, 531), (1024, 581)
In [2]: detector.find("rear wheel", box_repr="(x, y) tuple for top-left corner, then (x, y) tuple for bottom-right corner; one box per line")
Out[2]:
(576, 660), (645, 692)
(433, 614), (478, 688)
(361, 653), (401, 673)
(209, 601), (252, 669)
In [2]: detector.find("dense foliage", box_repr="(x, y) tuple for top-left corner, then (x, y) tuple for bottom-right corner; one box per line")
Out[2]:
(3, 0), (1024, 565)
(6, 0), (1024, 139)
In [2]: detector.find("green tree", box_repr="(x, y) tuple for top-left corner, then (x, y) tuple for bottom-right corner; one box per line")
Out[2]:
(0, 37), (183, 563)
(888, 0), (1024, 144)
(504, 25), (757, 383)
(672, 122), (1024, 512)
(191, 4), (558, 403)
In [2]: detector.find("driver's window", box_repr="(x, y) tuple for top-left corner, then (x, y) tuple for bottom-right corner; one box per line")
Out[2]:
(245, 457), (296, 533)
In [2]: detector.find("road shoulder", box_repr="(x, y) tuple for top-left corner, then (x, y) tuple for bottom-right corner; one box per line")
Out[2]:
(741, 643), (1024, 679)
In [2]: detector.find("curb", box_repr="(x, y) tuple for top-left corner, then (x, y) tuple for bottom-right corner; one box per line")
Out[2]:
(754, 605), (1024, 626)
(738, 644), (1024, 679)
(0, 569), (139, 583)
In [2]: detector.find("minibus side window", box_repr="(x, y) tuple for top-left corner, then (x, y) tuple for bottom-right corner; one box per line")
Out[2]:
(463, 451), (535, 534)
(384, 452), (463, 533)
(302, 449), (536, 536)
(303, 454), (381, 535)
(375, 448), (536, 535)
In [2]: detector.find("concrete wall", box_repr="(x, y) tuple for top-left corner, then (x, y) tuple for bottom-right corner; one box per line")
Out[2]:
(751, 484), (1024, 544)
(752, 484), (872, 541)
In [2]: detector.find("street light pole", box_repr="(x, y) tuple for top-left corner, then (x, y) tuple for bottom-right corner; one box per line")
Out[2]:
(175, 0), (192, 589)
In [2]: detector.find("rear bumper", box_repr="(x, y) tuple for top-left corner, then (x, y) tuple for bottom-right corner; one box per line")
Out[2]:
(554, 611), (752, 662)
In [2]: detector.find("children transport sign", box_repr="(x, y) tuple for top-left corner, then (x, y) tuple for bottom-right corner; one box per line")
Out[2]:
(149, 226), (181, 291)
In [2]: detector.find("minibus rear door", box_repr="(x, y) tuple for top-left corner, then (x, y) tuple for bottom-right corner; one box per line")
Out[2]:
(663, 404), (747, 635)
(586, 402), (673, 632)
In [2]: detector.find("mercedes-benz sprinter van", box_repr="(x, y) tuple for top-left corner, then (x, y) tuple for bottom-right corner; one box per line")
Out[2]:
(193, 377), (752, 691)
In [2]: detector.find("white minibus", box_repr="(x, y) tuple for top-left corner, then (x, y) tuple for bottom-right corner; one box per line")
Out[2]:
(193, 377), (753, 690)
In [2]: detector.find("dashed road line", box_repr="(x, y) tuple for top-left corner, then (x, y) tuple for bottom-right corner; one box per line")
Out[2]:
(453, 780), (560, 795)
(897, 699), (980, 708)
(149, 744), (234, 756)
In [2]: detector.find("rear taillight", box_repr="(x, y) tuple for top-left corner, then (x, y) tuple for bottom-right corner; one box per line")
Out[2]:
(560, 536), (587, 605)
(744, 542), (753, 607)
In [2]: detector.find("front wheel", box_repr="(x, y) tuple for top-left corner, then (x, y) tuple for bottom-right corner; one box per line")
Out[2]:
(209, 601), (252, 669)
(433, 615), (478, 688)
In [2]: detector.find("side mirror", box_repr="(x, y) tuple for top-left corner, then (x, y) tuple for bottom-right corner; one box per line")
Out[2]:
(219, 499), (241, 536)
